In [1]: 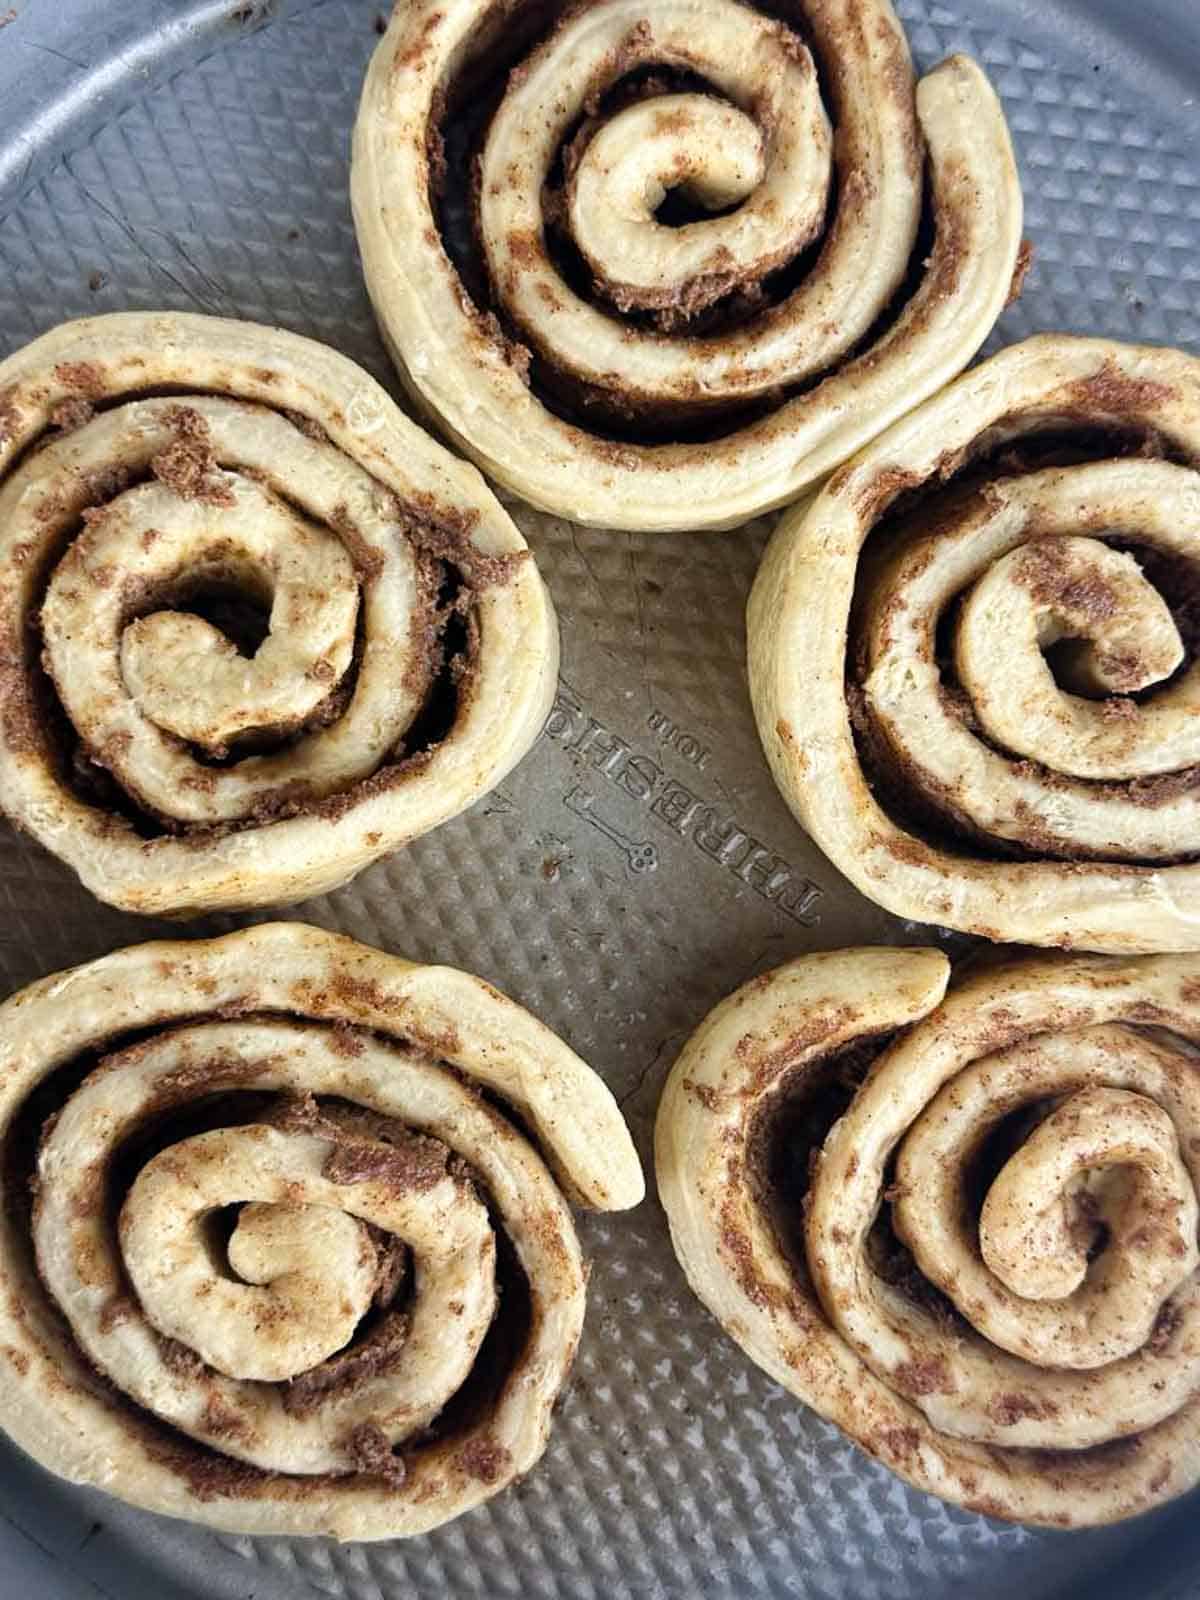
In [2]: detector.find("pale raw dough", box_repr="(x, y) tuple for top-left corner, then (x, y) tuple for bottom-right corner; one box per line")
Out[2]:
(0, 312), (558, 915)
(748, 335), (1200, 951)
(351, 0), (1023, 532)
(0, 922), (644, 1539)
(655, 945), (1200, 1526)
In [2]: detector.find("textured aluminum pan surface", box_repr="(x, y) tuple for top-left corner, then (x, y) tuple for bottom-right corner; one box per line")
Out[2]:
(0, 0), (1199, 1595)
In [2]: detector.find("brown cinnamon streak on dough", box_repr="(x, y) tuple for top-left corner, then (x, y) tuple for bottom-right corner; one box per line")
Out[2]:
(683, 1079), (721, 1111)
(371, 1230), (410, 1310)
(98, 1295), (137, 1335)
(140, 1431), (272, 1503)
(322, 1129), (448, 1193)
(738, 1005), (856, 1094)
(327, 502), (386, 580)
(155, 1334), (206, 1382)
(1148, 1300), (1184, 1354)
(876, 830), (931, 869)
(1016, 539), (1118, 622)
(873, 1425), (922, 1467)
(1065, 359), (1176, 416)
(719, 1213), (789, 1315)
(581, 19), (653, 118)
(139, 1051), (267, 1111)
(392, 5), (444, 72)
(281, 406), (330, 444)
(283, 1311), (411, 1417)
(81, 462), (133, 507)
(328, 1022), (367, 1058)
(848, 466), (923, 520)
(326, 969), (397, 1017)
(200, 1394), (256, 1445)
(479, 310), (532, 382)
(402, 549), (442, 701)
(1006, 238), (1034, 307)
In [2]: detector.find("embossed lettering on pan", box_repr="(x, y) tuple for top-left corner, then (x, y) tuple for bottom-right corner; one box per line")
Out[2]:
(0, 923), (644, 1540)
(351, 0), (1023, 532)
(749, 335), (1200, 952)
(544, 678), (823, 920)
(0, 312), (558, 916)
(656, 945), (1200, 1527)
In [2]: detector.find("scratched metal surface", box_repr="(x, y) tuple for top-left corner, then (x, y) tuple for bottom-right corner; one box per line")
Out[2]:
(0, 0), (1199, 1595)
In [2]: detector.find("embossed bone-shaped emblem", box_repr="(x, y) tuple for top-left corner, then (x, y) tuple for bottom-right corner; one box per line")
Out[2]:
(564, 785), (658, 874)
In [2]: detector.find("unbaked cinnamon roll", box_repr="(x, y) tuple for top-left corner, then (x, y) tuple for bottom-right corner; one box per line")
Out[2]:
(351, 0), (1023, 532)
(749, 335), (1200, 952)
(0, 922), (642, 1539)
(0, 312), (557, 916)
(656, 945), (1200, 1526)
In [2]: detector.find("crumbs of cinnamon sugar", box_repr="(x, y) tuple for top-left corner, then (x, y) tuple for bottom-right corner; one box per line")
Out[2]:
(682, 1079), (721, 1111)
(346, 1421), (407, 1484)
(49, 397), (94, 433)
(53, 361), (105, 398)
(392, 6), (444, 73)
(454, 1435), (512, 1485)
(3, 1346), (28, 1376)
(893, 1357), (951, 1397)
(0, 387), (19, 443)
(1065, 359), (1176, 416)
(322, 1130), (447, 1192)
(987, 1391), (1059, 1426)
(873, 1425), (922, 1466)
(327, 1022), (367, 1058)
(150, 408), (234, 506)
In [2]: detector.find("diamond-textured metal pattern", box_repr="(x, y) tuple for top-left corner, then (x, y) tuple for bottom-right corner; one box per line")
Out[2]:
(0, 0), (1198, 1595)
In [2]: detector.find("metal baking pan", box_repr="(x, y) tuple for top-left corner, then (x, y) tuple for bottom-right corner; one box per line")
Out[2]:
(1, 0), (1199, 1594)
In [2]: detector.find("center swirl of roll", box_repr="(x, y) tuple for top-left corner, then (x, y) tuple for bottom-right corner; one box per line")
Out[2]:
(32, 397), (445, 827)
(0, 923), (644, 1537)
(30, 1020), (531, 1478)
(858, 459), (1200, 862)
(809, 1008), (1200, 1449)
(25, 1011), (591, 1500)
(480, 0), (850, 412)
(119, 1119), (492, 1397)
(355, 0), (1022, 528)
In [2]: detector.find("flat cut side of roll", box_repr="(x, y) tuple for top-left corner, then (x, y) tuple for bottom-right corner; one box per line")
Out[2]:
(749, 334), (1200, 951)
(656, 946), (1200, 1526)
(0, 922), (644, 1540)
(351, 0), (1023, 532)
(0, 312), (557, 916)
